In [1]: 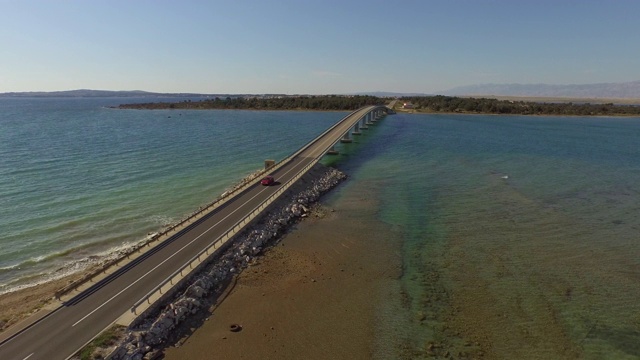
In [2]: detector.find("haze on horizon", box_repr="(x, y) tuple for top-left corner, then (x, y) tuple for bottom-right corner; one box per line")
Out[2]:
(1, 0), (638, 95)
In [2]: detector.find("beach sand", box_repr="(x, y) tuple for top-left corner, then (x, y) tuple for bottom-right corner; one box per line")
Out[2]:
(0, 174), (403, 359)
(163, 186), (402, 360)
(0, 272), (84, 332)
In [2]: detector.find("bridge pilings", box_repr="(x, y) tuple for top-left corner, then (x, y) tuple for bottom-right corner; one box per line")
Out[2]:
(352, 122), (362, 135)
(360, 116), (369, 130)
(340, 131), (353, 143)
(366, 113), (374, 125)
(326, 106), (388, 155)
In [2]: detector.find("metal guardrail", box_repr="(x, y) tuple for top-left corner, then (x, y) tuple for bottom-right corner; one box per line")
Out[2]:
(55, 106), (387, 300)
(130, 105), (387, 314)
(54, 166), (266, 299)
(131, 155), (318, 314)
(55, 108), (373, 300)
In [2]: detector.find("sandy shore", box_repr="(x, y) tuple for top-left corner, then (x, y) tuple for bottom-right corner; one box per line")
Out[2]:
(0, 273), (84, 332)
(163, 186), (402, 359)
(0, 171), (403, 358)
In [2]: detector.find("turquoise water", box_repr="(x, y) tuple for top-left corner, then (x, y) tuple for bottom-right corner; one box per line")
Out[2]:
(0, 97), (343, 292)
(3, 99), (640, 357)
(331, 113), (640, 358)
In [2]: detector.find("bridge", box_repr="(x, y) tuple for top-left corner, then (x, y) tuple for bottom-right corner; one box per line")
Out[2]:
(0, 104), (393, 360)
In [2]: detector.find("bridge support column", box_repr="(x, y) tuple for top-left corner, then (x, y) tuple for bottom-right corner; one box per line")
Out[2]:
(327, 145), (339, 155)
(366, 112), (374, 125)
(352, 122), (361, 135)
(360, 116), (369, 130)
(340, 132), (353, 143)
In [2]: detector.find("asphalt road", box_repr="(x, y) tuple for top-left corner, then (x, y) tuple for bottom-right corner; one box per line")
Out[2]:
(0, 105), (385, 360)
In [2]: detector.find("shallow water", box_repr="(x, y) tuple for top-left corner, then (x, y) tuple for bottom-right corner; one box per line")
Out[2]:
(2, 99), (639, 357)
(0, 97), (344, 292)
(329, 113), (640, 358)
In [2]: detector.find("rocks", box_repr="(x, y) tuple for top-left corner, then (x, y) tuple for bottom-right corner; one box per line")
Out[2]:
(185, 284), (205, 299)
(142, 350), (162, 360)
(109, 166), (346, 360)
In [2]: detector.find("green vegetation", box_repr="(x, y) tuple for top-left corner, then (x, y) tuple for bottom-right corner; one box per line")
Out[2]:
(399, 95), (640, 116)
(117, 95), (384, 111)
(117, 94), (640, 116)
(78, 325), (125, 360)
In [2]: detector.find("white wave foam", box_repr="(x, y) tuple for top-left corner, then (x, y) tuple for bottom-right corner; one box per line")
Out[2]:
(0, 263), (21, 271)
(0, 233), (158, 295)
(149, 214), (175, 227)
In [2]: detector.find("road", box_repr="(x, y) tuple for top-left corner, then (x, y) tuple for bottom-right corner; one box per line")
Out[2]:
(0, 105), (386, 360)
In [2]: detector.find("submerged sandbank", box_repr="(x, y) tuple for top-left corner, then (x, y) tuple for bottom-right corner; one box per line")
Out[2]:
(163, 177), (403, 359)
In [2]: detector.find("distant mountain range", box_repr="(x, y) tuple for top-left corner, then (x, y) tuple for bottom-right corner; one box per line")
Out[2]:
(2, 89), (417, 98)
(443, 80), (640, 99)
(0, 89), (277, 98)
(0, 89), (225, 98)
(3, 81), (640, 99)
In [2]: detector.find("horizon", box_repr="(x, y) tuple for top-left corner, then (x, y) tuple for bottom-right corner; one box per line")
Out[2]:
(2, 0), (639, 94)
(3, 84), (640, 100)
(2, 80), (640, 96)
(0, 88), (429, 96)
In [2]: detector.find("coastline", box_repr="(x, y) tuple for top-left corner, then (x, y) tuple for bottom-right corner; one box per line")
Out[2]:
(395, 108), (640, 117)
(163, 178), (402, 359)
(0, 271), (84, 331)
(0, 179), (402, 356)
(1, 160), (399, 359)
(116, 94), (640, 116)
(0, 168), (272, 331)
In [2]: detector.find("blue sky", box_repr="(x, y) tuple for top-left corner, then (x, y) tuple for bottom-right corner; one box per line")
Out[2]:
(1, 0), (638, 94)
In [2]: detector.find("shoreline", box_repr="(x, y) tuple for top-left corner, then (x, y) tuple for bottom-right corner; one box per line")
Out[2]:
(0, 188), (402, 358)
(395, 108), (640, 117)
(117, 106), (640, 118)
(1, 163), (382, 359)
(105, 164), (379, 359)
(163, 175), (402, 359)
(116, 94), (640, 116)
(0, 271), (83, 331)
(0, 168), (272, 330)
(113, 106), (350, 113)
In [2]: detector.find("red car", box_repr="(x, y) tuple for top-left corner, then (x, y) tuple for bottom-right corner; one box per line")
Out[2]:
(260, 175), (275, 186)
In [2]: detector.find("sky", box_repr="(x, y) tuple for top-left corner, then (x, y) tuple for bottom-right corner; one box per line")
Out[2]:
(1, 0), (639, 94)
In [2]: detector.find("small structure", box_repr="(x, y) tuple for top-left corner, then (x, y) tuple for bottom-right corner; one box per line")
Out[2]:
(402, 102), (414, 109)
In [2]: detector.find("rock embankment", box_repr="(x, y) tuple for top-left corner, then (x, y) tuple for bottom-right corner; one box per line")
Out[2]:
(105, 165), (346, 360)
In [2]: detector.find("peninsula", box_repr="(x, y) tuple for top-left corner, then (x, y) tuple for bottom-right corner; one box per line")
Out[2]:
(116, 95), (640, 116)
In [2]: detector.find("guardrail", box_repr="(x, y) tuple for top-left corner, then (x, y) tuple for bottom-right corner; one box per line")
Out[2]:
(53, 110), (359, 299)
(54, 166), (269, 299)
(130, 106), (386, 314)
(131, 155), (319, 314)
(56, 107), (383, 300)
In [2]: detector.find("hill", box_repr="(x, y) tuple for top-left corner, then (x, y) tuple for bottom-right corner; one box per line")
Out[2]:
(0, 89), (223, 98)
(444, 80), (640, 99)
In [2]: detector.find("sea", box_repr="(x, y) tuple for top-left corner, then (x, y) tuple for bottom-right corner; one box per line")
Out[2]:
(0, 97), (340, 293)
(1, 97), (640, 358)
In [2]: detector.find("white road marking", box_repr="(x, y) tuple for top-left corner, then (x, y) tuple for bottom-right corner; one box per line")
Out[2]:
(71, 106), (377, 327)
(0, 106), (381, 360)
(71, 183), (272, 327)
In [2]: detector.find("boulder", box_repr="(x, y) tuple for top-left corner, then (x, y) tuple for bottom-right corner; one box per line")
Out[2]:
(110, 167), (347, 357)
(186, 284), (206, 299)
(173, 306), (189, 322)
